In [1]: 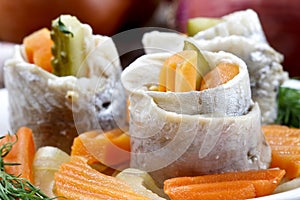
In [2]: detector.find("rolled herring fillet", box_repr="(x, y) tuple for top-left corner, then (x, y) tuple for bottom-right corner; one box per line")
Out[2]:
(121, 51), (271, 186)
(142, 9), (266, 55)
(193, 9), (267, 43)
(195, 36), (288, 124)
(4, 24), (126, 153)
(142, 9), (288, 124)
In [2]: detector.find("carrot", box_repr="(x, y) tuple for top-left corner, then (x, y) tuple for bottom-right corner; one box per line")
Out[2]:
(105, 129), (131, 151)
(0, 127), (35, 182)
(164, 169), (285, 199)
(271, 153), (300, 179)
(263, 125), (300, 179)
(165, 181), (256, 200)
(158, 62), (167, 92)
(54, 156), (150, 200)
(71, 134), (114, 175)
(266, 137), (300, 146)
(158, 50), (197, 92)
(71, 135), (99, 164)
(165, 56), (177, 92)
(200, 62), (239, 90)
(174, 50), (197, 92)
(71, 128), (130, 169)
(263, 125), (300, 137)
(271, 145), (300, 152)
(23, 28), (53, 72)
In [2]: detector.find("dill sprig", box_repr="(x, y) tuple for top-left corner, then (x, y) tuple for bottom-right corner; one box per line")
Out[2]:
(276, 85), (300, 128)
(0, 135), (56, 200)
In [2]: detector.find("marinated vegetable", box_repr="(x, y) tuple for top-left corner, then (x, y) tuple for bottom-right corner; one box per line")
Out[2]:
(183, 40), (210, 90)
(51, 15), (86, 76)
(33, 146), (70, 197)
(0, 128), (54, 199)
(116, 168), (167, 200)
(187, 17), (223, 36)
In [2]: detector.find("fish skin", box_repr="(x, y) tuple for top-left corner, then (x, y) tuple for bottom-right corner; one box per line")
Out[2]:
(4, 35), (126, 153)
(121, 51), (271, 186)
(141, 9), (288, 124)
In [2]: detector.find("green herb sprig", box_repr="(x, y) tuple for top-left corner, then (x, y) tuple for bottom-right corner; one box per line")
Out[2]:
(276, 84), (300, 128)
(0, 135), (57, 200)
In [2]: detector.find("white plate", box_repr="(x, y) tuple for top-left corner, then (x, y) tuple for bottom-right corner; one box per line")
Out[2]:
(0, 88), (300, 199)
(0, 88), (10, 135)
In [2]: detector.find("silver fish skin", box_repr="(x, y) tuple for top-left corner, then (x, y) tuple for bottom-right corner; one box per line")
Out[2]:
(4, 31), (126, 153)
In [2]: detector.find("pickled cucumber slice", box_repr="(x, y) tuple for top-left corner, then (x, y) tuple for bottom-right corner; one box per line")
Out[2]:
(51, 15), (86, 77)
(187, 17), (223, 36)
(183, 40), (210, 90)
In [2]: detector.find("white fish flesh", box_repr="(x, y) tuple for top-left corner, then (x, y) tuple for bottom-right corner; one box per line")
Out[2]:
(4, 27), (126, 153)
(121, 50), (271, 185)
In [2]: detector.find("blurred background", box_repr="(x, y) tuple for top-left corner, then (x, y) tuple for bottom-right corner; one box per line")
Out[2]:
(173, 0), (300, 78)
(0, 0), (299, 88)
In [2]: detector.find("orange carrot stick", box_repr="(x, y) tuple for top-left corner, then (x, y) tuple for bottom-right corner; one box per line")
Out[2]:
(266, 137), (300, 146)
(71, 135), (99, 164)
(158, 63), (167, 92)
(71, 128), (130, 171)
(200, 62), (239, 90)
(164, 169), (285, 198)
(23, 28), (53, 72)
(263, 125), (300, 137)
(159, 50), (197, 92)
(71, 134), (115, 174)
(271, 153), (300, 179)
(175, 50), (197, 92)
(263, 125), (300, 179)
(165, 181), (256, 200)
(0, 127), (35, 182)
(54, 156), (150, 200)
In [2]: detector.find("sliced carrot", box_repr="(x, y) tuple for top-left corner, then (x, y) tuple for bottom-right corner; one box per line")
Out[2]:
(263, 125), (300, 179)
(164, 169), (285, 198)
(200, 62), (239, 90)
(165, 56), (178, 92)
(71, 134), (115, 175)
(271, 153), (300, 179)
(271, 145), (300, 153)
(266, 137), (300, 146)
(165, 181), (256, 200)
(105, 129), (131, 151)
(158, 62), (167, 92)
(262, 125), (300, 179)
(71, 136), (99, 164)
(174, 50), (197, 92)
(263, 125), (300, 137)
(23, 28), (53, 72)
(0, 127), (35, 182)
(159, 50), (197, 92)
(54, 156), (150, 200)
(71, 128), (130, 169)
